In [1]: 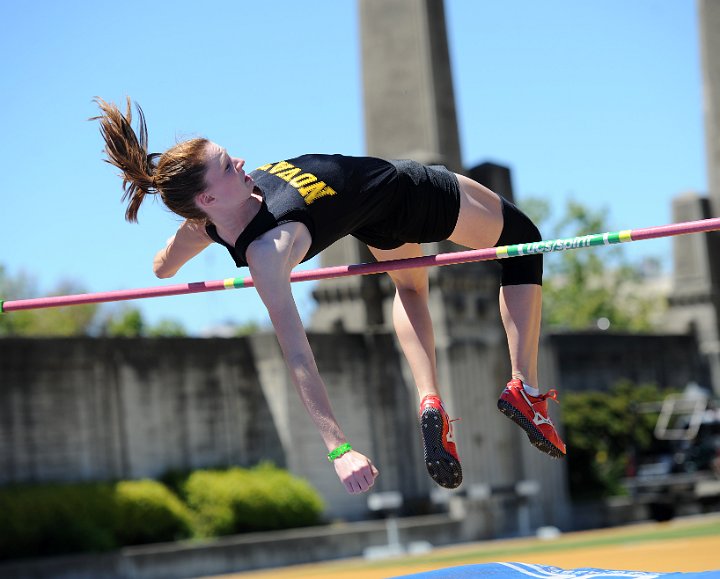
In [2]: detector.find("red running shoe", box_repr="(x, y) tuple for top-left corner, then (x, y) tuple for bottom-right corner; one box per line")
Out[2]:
(419, 395), (462, 489)
(497, 379), (566, 458)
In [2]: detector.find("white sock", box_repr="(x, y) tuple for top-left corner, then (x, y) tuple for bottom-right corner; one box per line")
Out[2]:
(522, 382), (540, 397)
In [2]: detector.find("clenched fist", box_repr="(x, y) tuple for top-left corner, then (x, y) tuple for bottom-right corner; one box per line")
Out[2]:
(333, 450), (379, 494)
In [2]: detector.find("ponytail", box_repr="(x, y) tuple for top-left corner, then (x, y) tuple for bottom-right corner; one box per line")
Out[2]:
(93, 97), (158, 222)
(92, 97), (209, 222)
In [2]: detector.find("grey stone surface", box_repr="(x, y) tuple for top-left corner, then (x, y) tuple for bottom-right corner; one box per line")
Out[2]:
(699, 0), (720, 215)
(0, 333), (574, 526)
(312, 0), (464, 332)
(548, 331), (710, 393)
(667, 2), (720, 392)
(666, 193), (720, 393)
(0, 515), (464, 579)
(360, 0), (462, 171)
(0, 338), (283, 485)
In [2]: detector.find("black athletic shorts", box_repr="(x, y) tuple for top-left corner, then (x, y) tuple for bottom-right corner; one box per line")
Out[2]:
(353, 160), (461, 249)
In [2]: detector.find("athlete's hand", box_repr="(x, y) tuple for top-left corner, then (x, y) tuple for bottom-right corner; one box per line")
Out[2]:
(333, 450), (379, 494)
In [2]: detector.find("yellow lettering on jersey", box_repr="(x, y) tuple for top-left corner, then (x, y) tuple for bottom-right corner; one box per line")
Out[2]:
(303, 184), (337, 204)
(269, 161), (295, 175)
(289, 173), (317, 188)
(255, 161), (337, 205)
(298, 180), (326, 198)
(276, 167), (302, 182)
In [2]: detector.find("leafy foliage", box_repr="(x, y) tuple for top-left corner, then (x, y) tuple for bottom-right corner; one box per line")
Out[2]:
(0, 267), (98, 336)
(113, 480), (194, 546)
(0, 465), (325, 561)
(0, 266), (187, 337)
(519, 199), (666, 332)
(0, 483), (115, 559)
(562, 380), (668, 499)
(183, 463), (325, 537)
(103, 307), (145, 337)
(0, 480), (192, 560)
(147, 319), (187, 337)
(233, 321), (260, 336)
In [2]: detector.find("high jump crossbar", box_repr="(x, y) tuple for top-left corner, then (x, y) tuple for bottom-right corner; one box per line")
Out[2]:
(2, 216), (720, 313)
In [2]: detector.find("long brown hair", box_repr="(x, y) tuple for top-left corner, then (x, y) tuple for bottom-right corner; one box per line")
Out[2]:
(92, 97), (208, 222)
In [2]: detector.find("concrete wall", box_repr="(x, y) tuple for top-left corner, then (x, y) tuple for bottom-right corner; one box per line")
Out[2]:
(0, 334), (423, 521)
(549, 331), (710, 393)
(0, 497), (670, 579)
(1, 330), (707, 528)
(0, 332), (570, 527)
(0, 514), (464, 579)
(247, 331), (426, 517)
(0, 338), (284, 485)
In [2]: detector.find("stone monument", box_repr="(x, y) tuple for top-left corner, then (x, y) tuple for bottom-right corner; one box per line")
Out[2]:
(312, 0), (570, 524)
(666, 1), (720, 394)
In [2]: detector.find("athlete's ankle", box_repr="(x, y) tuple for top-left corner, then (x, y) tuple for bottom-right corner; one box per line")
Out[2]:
(511, 376), (540, 397)
(521, 382), (540, 396)
(419, 391), (441, 404)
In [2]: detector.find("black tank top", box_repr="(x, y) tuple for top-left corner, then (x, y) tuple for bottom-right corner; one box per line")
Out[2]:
(205, 154), (459, 267)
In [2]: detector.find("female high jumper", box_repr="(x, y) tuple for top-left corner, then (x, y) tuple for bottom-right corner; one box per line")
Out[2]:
(94, 97), (565, 495)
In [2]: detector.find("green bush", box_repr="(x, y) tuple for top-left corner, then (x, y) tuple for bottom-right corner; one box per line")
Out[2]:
(252, 463), (326, 529)
(114, 480), (193, 545)
(184, 463), (325, 537)
(183, 469), (244, 537)
(0, 464), (325, 560)
(0, 482), (118, 560)
(563, 380), (669, 499)
(0, 479), (193, 560)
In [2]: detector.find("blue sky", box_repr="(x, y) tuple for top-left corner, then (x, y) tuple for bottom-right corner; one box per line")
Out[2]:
(0, 1), (706, 335)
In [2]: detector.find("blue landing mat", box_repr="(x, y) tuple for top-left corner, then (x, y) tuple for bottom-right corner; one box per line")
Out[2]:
(391, 562), (720, 579)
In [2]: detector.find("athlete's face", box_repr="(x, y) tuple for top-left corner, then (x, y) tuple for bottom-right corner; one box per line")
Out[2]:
(198, 142), (255, 211)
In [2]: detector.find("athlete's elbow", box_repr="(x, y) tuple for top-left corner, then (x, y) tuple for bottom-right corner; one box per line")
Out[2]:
(153, 260), (176, 279)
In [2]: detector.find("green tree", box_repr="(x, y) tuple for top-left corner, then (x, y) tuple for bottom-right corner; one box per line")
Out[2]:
(0, 267), (98, 336)
(147, 319), (187, 337)
(104, 307), (145, 337)
(562, 380), (668, 499)
(1, 266), (187, 337)
(519, 198), (665, 331)
(234, 321), (260, 336)
(101, 306), (188, 337)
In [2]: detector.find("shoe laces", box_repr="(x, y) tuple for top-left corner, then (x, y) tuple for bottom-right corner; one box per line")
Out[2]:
(420, 395), (461, 424)
(538, 389), (559, 404)
(446, 417), (461, 441)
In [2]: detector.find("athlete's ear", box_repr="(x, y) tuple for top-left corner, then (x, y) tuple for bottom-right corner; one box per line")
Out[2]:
(196, 192), (215, 208)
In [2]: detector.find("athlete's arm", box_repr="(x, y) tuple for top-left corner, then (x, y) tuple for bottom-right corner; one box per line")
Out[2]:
(246, 223), (379, 494)
(153, 219), (213, 278)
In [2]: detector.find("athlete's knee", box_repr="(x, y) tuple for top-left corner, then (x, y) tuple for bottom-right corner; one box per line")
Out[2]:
(391, 270), (429, 295)
(495, 198), (543, 286)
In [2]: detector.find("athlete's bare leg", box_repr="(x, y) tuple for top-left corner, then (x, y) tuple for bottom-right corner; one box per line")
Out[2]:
(448, 173), (543, 388)
(369, 174), (543, 390)
(368, 243), (438, 400)
(500, 284), (541, 387)
(369, 243), (463, 488)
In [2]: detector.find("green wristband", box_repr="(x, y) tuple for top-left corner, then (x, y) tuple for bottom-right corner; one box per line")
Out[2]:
(327, 443), (352, 462)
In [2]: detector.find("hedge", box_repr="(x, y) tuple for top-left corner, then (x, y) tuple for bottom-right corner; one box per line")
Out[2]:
(113, 480), (194, 546)
(184, 463), (325, 537)
(0, 465), (325, 561)
(0, 482), (117, 560)
(0, 479), (192, 560)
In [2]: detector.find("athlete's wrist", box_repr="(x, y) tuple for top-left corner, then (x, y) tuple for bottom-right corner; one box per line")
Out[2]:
(327, 443), (353, 462)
